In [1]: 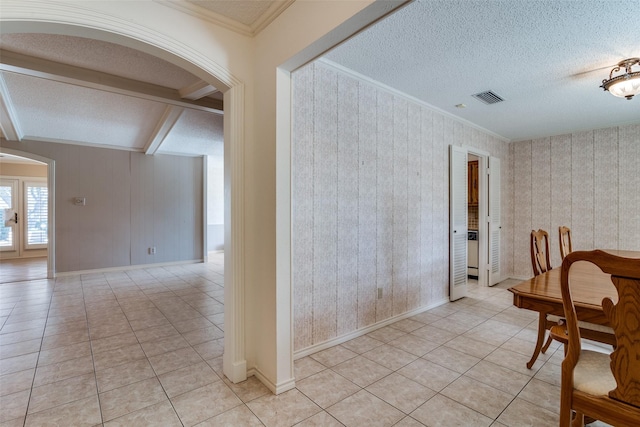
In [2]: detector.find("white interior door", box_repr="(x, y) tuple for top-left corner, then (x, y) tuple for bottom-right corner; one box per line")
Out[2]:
(0, 178), (19, 253)
(488, 156), (501, 286)
(449, 145), (468, 300)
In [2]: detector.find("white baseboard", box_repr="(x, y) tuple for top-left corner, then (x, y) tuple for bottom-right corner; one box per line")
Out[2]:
(293, 298), (449, 360)
(249, 367), (296, 395)
(54, 259), (204, 277)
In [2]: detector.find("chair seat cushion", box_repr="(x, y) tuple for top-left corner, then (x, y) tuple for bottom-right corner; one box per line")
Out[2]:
(573, 349), (616, 396)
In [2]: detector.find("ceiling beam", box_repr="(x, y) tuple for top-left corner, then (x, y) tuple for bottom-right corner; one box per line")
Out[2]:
(144, 105), (183, 155)
(179, 80), (218, 100)
(0, 50), (223, 114)
(0, 73), (23, 141)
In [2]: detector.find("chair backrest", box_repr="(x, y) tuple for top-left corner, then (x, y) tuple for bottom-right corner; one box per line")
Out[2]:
(530, 229), (552, 276)
(560, 250), (640, 407)
(559, 226), (572, 260)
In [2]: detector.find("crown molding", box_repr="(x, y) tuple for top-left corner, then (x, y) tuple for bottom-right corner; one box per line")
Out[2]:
(155, 0), (295, 37)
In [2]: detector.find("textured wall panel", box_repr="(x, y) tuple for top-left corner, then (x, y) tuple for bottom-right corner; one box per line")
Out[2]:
(392, 97), (409, 316)
(406, 103), (422, 311)
(593, 128), (618, 250)
(292, 63), (314, 350)
(618, 124), (640, 250)
(571, 131), (594, 251)
(290, 62), (511, 352)
(376, 90), (394, 322)
(550, 134), (572, 268)
(312, 65), (338, 342)
(513, 141), (532, 277)
(530, 138), (551, 237)
(357, 82), (378, 329)
(336, 73), (359, 336)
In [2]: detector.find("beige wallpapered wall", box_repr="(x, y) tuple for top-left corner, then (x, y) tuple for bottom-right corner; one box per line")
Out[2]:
(509, 125), (640, 278)
(291, 61), (511, 352)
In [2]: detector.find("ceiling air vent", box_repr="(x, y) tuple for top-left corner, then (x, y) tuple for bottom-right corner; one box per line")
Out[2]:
(472, 91), (504, 105)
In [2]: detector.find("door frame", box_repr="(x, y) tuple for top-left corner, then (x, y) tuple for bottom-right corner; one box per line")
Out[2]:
(0, 147), (55, 278)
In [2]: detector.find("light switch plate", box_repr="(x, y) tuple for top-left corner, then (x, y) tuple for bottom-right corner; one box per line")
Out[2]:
(74, 197), (86, 206)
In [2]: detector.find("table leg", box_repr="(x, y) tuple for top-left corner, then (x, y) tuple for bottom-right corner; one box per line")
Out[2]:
(527, 312), (547, 369)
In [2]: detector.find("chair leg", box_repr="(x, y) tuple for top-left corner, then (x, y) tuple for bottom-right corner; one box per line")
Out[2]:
(541, 334), (553, 353)
(526, 312), (547, 369)
(571, 411), (585, 427)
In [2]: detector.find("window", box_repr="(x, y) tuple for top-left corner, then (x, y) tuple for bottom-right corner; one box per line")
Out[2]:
(25, 181), (48, 249)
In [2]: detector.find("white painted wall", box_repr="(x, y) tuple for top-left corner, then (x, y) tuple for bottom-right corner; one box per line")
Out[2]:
(207, 157), (224, 252)
(509, 124), (640, 278)
(291, 61), (511, 353)
(0, 138), (203, 272)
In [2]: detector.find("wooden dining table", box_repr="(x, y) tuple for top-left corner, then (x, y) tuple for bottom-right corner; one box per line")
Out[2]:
(509, 249), (640, 363)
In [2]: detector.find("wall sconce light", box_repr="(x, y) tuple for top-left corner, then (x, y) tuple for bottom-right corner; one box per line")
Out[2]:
(600, 58), (640, 100)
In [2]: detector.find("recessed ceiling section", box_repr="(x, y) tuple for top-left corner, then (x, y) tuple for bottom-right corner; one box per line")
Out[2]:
(3, 72), (168, 150)
(158, 109), (223, 157)
(187, 0), (275, 26)
(0, 34), (204, 91)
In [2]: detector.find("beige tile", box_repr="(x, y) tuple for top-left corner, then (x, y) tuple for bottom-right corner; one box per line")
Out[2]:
(422, 346), (481, 374)
(296, 369), (361, 408)
(24, 395), (102, 427)
(533, 361), (562, 387)
(33, 355), (94, 387)
(387, 334), (439, 357)
(99, 377), (167, 421)
(41, 329), (89, 350)
(0, 339), (41, 360)
(37, 341), (91, 366)
(182, 325), (224, 346)
(389, 318), (425, 333)
(193, 405), (268, 426)
(484, 347), (543, 376)
(223, 375), (271, 403)
(393, 416), (426, 427)
(516, 378), (560, 413)
(367, 372), (435, 414)
(171, 317), (214, 333)
(310, 345), (358, 368)
(340, 335), (384, 354)
(0, 320), (46, 336)
(0, 390), (30, 422)
(192, 339), (224, 360)
(0, 328), (43, 346)
(495, 397), (559, 426)
(140, 334), (189, 357)
(440, 376), (513, 419)
(93, 343), (146, 371)
(0, 353), (39, 376)
(443, 335), (497, 359)
(0, 416), (25, 427)
(410, 325), (458, 345)
(294, 356), (326, 381)
(247, 388), (320, 427)
(171, 381), (242, 426)
(91, 331), (139, 354)
(158, 360), (220, 398)
(294, 410), (345, 427)
(366, 326), (407, 343)
(104, 400), (182, 427)
(397, 359), (460, 392)
(331, 356), (392, 388)
(409, 311), (444, 324)
(0, 368), (35, 397)
(411, 394), (492, 427)
(326, 390), (404, 427)
(95, 358), (156, 393)
(134, 324), (179, 343)
(465, 360), (531, 395)
(358, 348), (416, 378)
(89, 322), (133, 340)
(129, 316), (171, 331)
(148, 346), (203, 375)
(28, 372), (97, 414)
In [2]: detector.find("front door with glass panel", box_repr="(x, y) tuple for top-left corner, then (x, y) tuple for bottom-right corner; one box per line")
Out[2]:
(0, 179), (19, 253)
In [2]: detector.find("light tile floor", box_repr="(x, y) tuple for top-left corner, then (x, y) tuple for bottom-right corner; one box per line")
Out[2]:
(0, 256), (612, 426)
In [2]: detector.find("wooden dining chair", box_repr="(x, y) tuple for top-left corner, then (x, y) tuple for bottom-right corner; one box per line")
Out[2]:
(559, 226), (572, 260)
(559, 250), (640, 427)
(526, 229), (563, 368)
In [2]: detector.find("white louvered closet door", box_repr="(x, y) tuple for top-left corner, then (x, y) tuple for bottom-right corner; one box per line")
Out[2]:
(449, 145), (468, 300)
(488, 156), (501, 286)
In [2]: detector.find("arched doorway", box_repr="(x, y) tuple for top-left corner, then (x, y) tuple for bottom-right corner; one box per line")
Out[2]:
(0, 5), (247, 383)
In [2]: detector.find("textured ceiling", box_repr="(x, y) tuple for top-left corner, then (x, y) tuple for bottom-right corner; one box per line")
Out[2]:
(187, 0), (276, 26)
(324, 0), (640, 141)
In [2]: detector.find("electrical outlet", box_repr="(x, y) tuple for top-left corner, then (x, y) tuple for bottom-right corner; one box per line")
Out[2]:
(149, 247), (156, 255)
(377, 288), (383, 299)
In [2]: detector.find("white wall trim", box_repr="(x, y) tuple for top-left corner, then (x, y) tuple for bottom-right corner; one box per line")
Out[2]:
(318, 58), (510, 143)
(249, 367), (296, 395)
(293, 298), (449, 360)
(54, 259), (203, 277)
